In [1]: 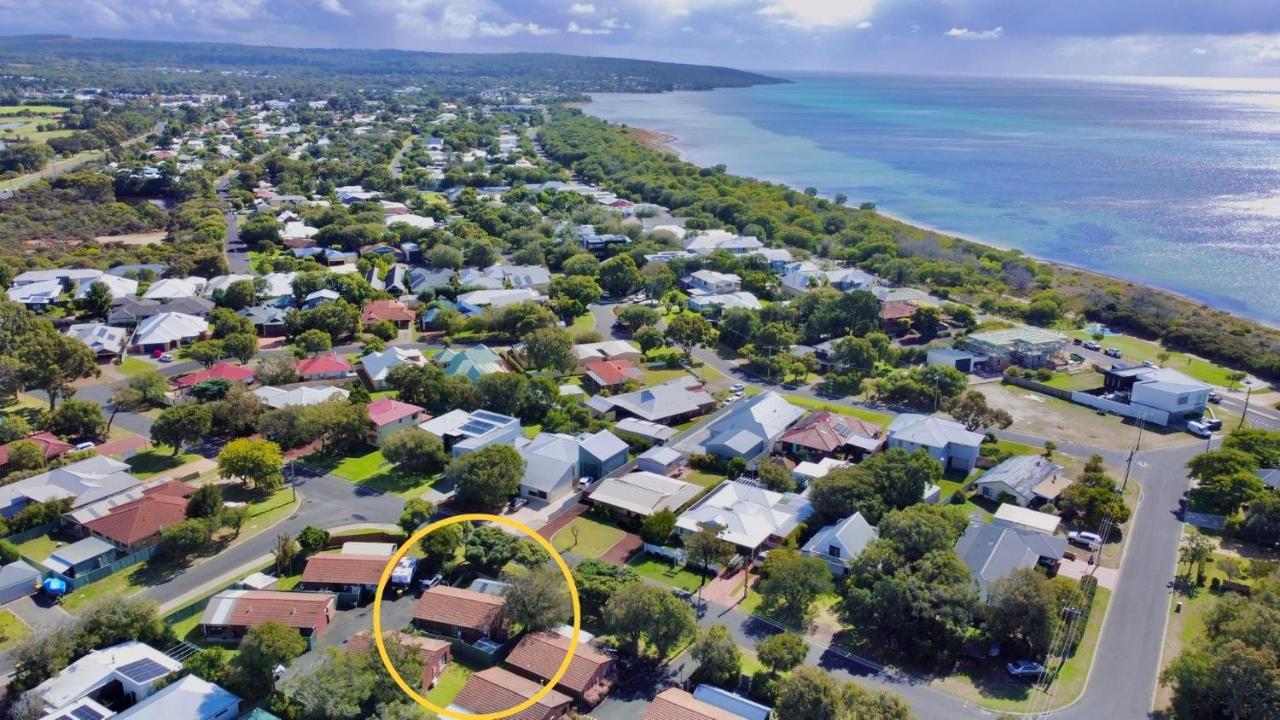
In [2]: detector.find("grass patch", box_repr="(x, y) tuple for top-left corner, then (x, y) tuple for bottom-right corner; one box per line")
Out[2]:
(321, 446), (436, 498)
(0, 105), (67, 115)
(126, 447), (200, 478)
(237, 487), (299, 538)
(117, 356), (155, 376)
(15, 531), (67, 561)
(642, 366), (691, 386)
(522, 425), (541, 440)
(0, 610), (31, 652)
(551, 517), (626, 559)
(569, 312), (597, 337)
(1067, 331), (1241, 387)
(330, 447), (390, 482)
(685, 470), (727, 489)
(425, 658), (483, 707)
(780, 394), (893, 426)
(1042, 372), (1101, 392)
(627, 555), (712, 593)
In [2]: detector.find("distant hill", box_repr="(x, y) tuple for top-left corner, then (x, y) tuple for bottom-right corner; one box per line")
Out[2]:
(0, 34), (784, 95)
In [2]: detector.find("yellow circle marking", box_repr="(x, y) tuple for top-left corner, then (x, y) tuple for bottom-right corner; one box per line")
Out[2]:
(372, 512), (581, 720)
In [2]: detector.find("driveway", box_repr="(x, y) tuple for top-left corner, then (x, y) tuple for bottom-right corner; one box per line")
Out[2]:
(284, 588), (420, 679)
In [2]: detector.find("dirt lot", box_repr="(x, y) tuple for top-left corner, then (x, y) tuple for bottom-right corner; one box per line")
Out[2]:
(95, 230), (166, 246)
(977, 382), (1198, 452)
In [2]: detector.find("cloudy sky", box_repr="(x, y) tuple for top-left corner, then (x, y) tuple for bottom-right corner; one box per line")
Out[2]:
(5, 0), (1280, 77)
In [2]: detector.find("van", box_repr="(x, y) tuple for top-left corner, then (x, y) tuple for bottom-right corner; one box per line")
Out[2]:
(1187, 421), (1211, 439)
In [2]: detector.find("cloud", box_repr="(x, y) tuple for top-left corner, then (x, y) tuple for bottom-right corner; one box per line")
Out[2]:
(856, 21), (872, 30)
(568, 2), (595, 15)
(317, 0), (350, 15)
(567, 20), (611, 35)
(945, 26), (1004, 40)
(1191, 47), (1208, 55)
(756, 0), (878, 29)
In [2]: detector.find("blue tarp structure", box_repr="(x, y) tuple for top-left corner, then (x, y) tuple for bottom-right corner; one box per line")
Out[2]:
(42, 577), (67, 597)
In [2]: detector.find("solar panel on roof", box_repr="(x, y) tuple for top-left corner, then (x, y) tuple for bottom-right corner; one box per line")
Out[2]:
(118, 657), (171, 683)
(68, 707), (105, 720)
(459, 419), (495, 435)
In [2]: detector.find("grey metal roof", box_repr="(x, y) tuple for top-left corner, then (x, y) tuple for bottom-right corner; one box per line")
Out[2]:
(955, 522), (1067, 596)
(975, 455), (1063, 502)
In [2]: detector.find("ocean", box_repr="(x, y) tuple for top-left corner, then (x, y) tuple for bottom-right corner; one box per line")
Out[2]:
(586, 73), (1280, 326)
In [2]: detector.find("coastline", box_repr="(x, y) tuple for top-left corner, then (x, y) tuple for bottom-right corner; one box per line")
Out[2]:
(586, 102), (1277, 332)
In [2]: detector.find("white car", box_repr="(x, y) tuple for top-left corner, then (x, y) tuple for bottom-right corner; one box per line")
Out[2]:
(729, 383), (746, 393)
(72, 441), (96, 452)
(1068, 531), (1103, 550)
(1006, 660), (1046, 679)
(157, 352), (175, 363)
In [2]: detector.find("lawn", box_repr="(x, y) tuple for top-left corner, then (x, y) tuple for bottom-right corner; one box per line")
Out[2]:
(684, 469), (727, 489)
(15, 531), (68, 561)
(0, 609), (31, 652)
(523, 425), (541, 439)
(1042, 372), (1102, 392)
(117, 356), (156, 376)
(780, 394), (894, 426)
(331, 447), (390, 482)
(425, 659), (483, 707)
(641, 365), (691, 386)
(551, 517), (626, 559)
(324, 447), (438, 498)
(0, 105), (67, 114)
(1067, 331), (1242, 388)
(126, 447), (200, 478)
(60, 560), (154, 612)
(236, 487), (299, 538)
(569, 312), (597, 336)
(627, 555), (713, 593)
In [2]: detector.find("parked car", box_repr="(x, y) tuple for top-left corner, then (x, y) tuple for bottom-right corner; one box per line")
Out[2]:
(1104, 347), (1123, 358)
(1203, 418), (1223, 431)
(577, 476), (594, 491)
(419, 573), (443, 592)
(1072, 337), (1083, 346)
(1083, 340), (1102, 351)
(390, 556), (417, 591)
(508, 497), (528, 513)
(1006, 660), (1047, 679)
(1208, 391), (1222, 404)
(157, 352), (174, 363)
(1068, 531), (1103, 550)
(729, 383), (746, 393)
(1187, 420), (1212, 439)
(72, 441), (96, 452)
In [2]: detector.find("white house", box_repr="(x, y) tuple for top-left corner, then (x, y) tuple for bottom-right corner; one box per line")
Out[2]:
(29, 641), (182, 715)
(0, 456), (141, 518)
(7, 278), (65, 307)
(360, 347), (428, 389)
(676, 480), (813, 553)
(202, 274), (253, 298)
(683, 229), (764, 256)
(589, 471), (701, 518)
(702, 392), (805, 459)
(127, 312), (209, 353)
(517, 433), (582, 504)
(802, 513), (877, 576)
(116, 674), (240, 720)
(993, 503), (1062, 536)
(66, 323), (127, 359)
(420, 409), (522, 457)
(253, 385), (349, 409)
(74, 274), (138, 301)
(685, 270), (742, 294)
(457, 288), (544, 316)
(687, 291), (762, 314)
(142, 276), (207, 300)
(885, 414), (984, 473)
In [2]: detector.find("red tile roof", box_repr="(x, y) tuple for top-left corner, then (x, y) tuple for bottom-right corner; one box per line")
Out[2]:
(504, 632), (613, 694)
(583, 359), (640, 387)
(778, 411), (882, 453)
(643, 689), (741, 720)
(413, 586), (505, 631)
(301, 553), (391, 586)
(84, 493), (190, 546)
(173, 362), (256, 388)
(454, 667), (570, 720)
(879, 300), (918, 322)
(295, 353), (352, 377)
(361, 299), (416, 325)
(347, 630), (450, 691)
(216, 590), (334, 630)
(0, 432), (73, 466)
(368, 398), (425, 427)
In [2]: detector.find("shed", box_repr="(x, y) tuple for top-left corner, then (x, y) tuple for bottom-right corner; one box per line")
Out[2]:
(42, 537), (116, 578)
(636, 446), (685, 476)
(993, 504), (1062, 536)
(0, 560), (41, 604)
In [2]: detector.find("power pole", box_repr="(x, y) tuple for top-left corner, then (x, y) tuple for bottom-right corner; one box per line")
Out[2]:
(1121, 414), (1145, 494)
(1238, 380), (1254, 430)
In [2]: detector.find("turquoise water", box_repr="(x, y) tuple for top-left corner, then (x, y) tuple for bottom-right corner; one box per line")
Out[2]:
(587, 73), (1280, 326)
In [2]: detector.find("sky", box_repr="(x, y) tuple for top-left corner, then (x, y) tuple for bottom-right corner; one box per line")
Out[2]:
(6, 0), (1280, 77)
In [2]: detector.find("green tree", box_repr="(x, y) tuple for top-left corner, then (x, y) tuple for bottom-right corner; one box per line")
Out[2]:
(640, 508), (677, 544)
(419, 522), (463, 574)
(1178, 529), (1215, 580)
(910, 305), (943, 340)
(223, 333), (258, 364)
(574, 559), (638, 624)
(757, 458), (796, 492)
(297, 526), (330, 555)
(692, 624), (742, 688)
(943, 390), (1014, 431)
(186, 483), (224, 520)
(235, 621), (307, 698)
(598, 254), (643, 297)
(6, 440), (44, 472)
(217, 437), (284, 490)
(617, 304), (661, 330)
(273, 533), (300, 575)
(1222, 428), (1280, 468)
(219, 279), (258, 311)
(79, 281), (113, 320)
(758, 548), (833, 626)
(159, 518), (215, 560)
(295, 328), (333, 356)
(522, 326), (575, 372)
(382, 428), (448, 475)
(685, 525), (735, 592)
(447, 445), (526, 512)
(634, 325), (665, 354)
(151, 404), (212, 455)
(183, 339), (225, 368)
(1162, 640), (1280, 720)
(985, 567), (1056, 658)
(399, 498), (436, 535)
(774, 667), (844, 720)
(502, 563), (571, 632)
(604, 582), (696, 659)
(665, 313), (714, 359)
(17, 326), (99, 410)
(756, 632), (808, 674)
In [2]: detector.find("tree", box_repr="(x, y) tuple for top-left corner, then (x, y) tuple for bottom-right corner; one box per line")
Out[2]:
(223, 333), (258, 364)
(447, 445), (526, 512)
(598, 254), (643, 297)
(0, 413), (30, 443)
(1056, 457), (1131, 529)
(986, 567), (1056, 658)
(943, 390), (1013, 431)
(1178, 529), (1215, 580)
(1188, 448), (1260, 482)
(757, 458), (796, 492)
(209, 384), (267, 437)
(910, 305), (942, 340)
(297, 526), (330, 556)
(502, 563), (571, 632)
(17, 326), (99, 410)
(828, 336), (876, 375)
(617, 304), (660, 330)
(549, 275), (603, 311)
(185, 646), (233, 685)
(758, 549), (833, 626)
(522, 326), (575, 372)
(666, 313), (714, 359)
(236, 621), (307, 696)
(877, 504), (969, 562)
(756, 633), (807, 674)
(256, 354), (300, 386)
(151, 404), (212, 455)
(561, 252), (600, 277)
(217, 438), (284, 491)
(382, 428), (448, 475)
(692, 624), (742, 688)
(5, 440), (44, 471)
(1190, 471), (1265, 516)
(184, 339), (225, 368)
(419, 522), (463, 574)
(463, 525), (523, 573)
(574, 559), (638, 624)
(273, 533), (300, 575)
(398, 498), (436, 535)
(190, 378), (232, 402)
(282, 646), (376, 720)
(719, 308), (761, 350)
(634, 325), (665, 354)
(427, 244), (464, 270)
(1222, 428), (1280, 468)
(186, 483), (224, 520)
(640, 508), (677, 544)
(685, 525), (735, 591)
(604, 582), (697, 659)
(159, 518), (215, 560)
(774, 667), (844, 720)
(295, 328), (333, 356)
(1162, 640), (1280, 720)
(79, 281), (113, 320)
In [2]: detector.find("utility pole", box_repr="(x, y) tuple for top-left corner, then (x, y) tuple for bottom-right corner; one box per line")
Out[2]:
(1239, 380), (1254, 430)
(1121, 414), (1145, 494)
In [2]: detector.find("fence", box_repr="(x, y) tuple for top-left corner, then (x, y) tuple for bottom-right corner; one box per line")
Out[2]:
(164, 595), (212, 626)
(4, 521), (58, 545)
(1001, 374), (1075, 401)
(325, 530), (406, 549)
(55, 544), (160, 591)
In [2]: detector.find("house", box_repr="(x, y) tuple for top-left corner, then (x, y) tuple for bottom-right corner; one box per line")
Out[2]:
(368, 398), (426, 444)
(172, 362), (255, 391)
(676, 480), (813, 554)
(636, 446), (686, 476)
(29, 641), (183, 716)
(692, 685), (773, 720)
(387, 213), (437, 230)
(42, 536), (117, 577)
(383, 264), (410, 294)
(360, 347), (428, 389)
(11, 268), (103, 288)
(802, 513), (877, 576)
(347, 631), (451, 692)
(259, 272), (297, 299)
(199, 589), (336, 643)
(965, 326), (1068, 370)
(518, 433), (582, 504)
(592, 378), (716, 425)
(302, 289), (340, 310)
(504, 631), (614, 707)
(413, 585), (507, 643)
(115, 674), (241, 720)
(109, 297), (213, 326)
(438, 344), (506, 382)
(142, 276), (207, 300)
(885, 414), (984, 473)
(643, 688), (743, 720)
(702, 392), (805, 459)
(127, 312), (209, 354)
(457, 288), (544, 316)
(791, 457), (850, 488)
(955, 520), (1067, 598)
(484, 264), (552, 291)
(7, 278), (65, 307)
(878, 300), (918, 335)
(684, 230), (764, 256)
(282, 221), (319, 242)
(0, 456), (141, 518)
(76, 479), (193, 552)
(239, 305), (288, 337)
(419, 409), (522, 456)
(253, 385), (349, 409)
(614, 418), (678, 444)
(974, 455), (1066, 507)
(1072, 363), (1213, 426)
(582, 358), (641, 392)
(66, 322), (128, 359)
(75, 274), (138, 301)
(993, 503), (1062, 536)
(300, 553), (391, 599)
(449, 667), (571, 720)
(202, 274), (253, 298)
(687, 291), (763, 314)
(295, 353), (353, 381)
(0, 432), (73, 470)
(578, 429), (629, 479)
(572, 340), (643, 369)
(0, 560), (41, 604)
(1256, 468), (1280, 490)
(927, 347), (984, 373)
(776, 411), (884, 461)
(685, 270), (742, 294)
(588, 471), (701, 518)
(361, 298), (416, 329)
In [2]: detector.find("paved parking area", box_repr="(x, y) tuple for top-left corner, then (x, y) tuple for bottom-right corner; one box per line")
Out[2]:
(285, 588), (420, 678)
